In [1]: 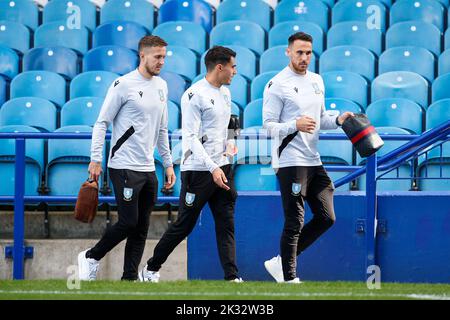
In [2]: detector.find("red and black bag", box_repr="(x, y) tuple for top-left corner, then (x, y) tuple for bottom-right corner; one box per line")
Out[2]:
(342, 114), (384, 158)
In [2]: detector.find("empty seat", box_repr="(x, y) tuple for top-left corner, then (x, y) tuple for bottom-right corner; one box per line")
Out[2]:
(379, 46), (435, 82)
(0, 21), (30, 54)
(319, 128), (353, 165)
(0, 97), (58, 132)
(158, 0), (213, 33)
(371, 71), (429, 109)
(432, 73), (450, 103)
(234, 162), (277, 191)
(322, 71), (368, 109)
(332, 0), (387, 32)
(61, 97), (104, 127)
(217, 0), (272, 32)
(167, 100), (181, 132)
(11, 71), (67, 107)
(0, 76), (5, 106)
(260, 46), (317, 73)
(210, 21), (266, 56)
(0, 45), (19, 80)
(93, 21), (147, 52)
(101, 0), (155, 32)
(390, 0), (444, 32)
(325, 98), (364, 114)
(243, 99), (263, 128)
(34, 22), (89, 55)
(70, 71), (119, 99)
(0, 125), (44, 196)
(153, 21), (206, 55)
(43, 0), (97, 32)
(386, 21), (441, 57)
(319, 45), (376, 80)
(200, 45), (257, 80)
(269, 21), (324, 55)
(83, 45), (138, 75)
(418, 161), (450, 191)
(366, 98), (423, 134)
(327, 21), (383, 56)
(164, 46), (197, 81)
(0, 0), (39, 30)
(438, 49), (450, 76)
(23, 47), (79, 80)
(427, 98), (450, 129)
(445, 28), (450, 51)
(159, 71), (187, 106)
(251, 71), (277, 101)
(275, 0), (329, 32)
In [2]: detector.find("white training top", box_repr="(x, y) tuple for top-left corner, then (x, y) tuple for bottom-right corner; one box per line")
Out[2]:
(263, 67), (339, 168)
(90, 69), (172, 172)
(180, 78), (233, 173)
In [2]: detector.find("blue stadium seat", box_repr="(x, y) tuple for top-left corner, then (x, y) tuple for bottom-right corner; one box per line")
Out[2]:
(371, 71), (429, 109)
(445, 28), (450, 51)
(0, 97), (58, 132)
(34, 22), (89, 55)
(319, 45), (376, 80)
(164, 46), (197, 81)
(159, 71), (187, 106)
(0, 76), (5, 106)
(427, 98), (450, 129)
(11, 71), (67, 107)
(379, 46), (436, 83)
(386, 21), (442, 57)
(158, 0), (213, 33)
(23, 47), (79, 80)
(83, 45), (138, 75)
(432, 73), (450, 103)
(167, 100), (181, 133)
(390, 0), (445, 32)
(327, 21), (383, 56)
(217, 0), (272, 32)
(243, 99), (263, 128)
(47, 125), (94, 196)
(0, 21), (30, 54)
(0, 125), (44, 196)
(332, 0), (387, 32)
(234, 162), (278, 191)
(260, 46), (316, 73)
(322, 71), (368, 109)
(418, 160), (450, 191)
(438, 49), (450, 76)
(319, 128), (353, 165)
(210, 21), (266, 56)
(70, 71), (119, 99)
(0, 0), (39, 30)
(93, 21), (148, 52)
(0, 45), (19, 80)
(269, 21), (324, 55)
(325, 98), (364, 114)
(366, 98), (423, 134)
(275, 0), (329, 32)
(200, 45), (256, 80)
(251, 71), (277, 101)
(320, 0), (336, 7)
(101, 0), (155, 32)
(61, 97), (104, 127)
(43, 0), (97, 32)
(153, 21), (206, 55)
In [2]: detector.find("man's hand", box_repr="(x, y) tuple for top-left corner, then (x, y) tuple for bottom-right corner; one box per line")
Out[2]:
(296, 116), (316, 134)
(164, 166), (176, 189)
(337, 112), (355, 126)
(88, 161), (102, 182)
(212, 167), (230, 190)
(224, 142), (238, 157)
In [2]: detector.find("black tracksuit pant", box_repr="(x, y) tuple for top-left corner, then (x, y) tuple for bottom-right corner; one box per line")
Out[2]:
(88, 168), (158, 280)
(277, 165), (336, 281)
(146, 164), (239, 280)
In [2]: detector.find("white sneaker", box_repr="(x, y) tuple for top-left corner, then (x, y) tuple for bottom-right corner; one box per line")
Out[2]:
(138, 264), (160, 283)
(264, 255), (284, 283)
(229, 277), (244, 283)
(286, 277), (302, 284)
(78, 249), (99, 281)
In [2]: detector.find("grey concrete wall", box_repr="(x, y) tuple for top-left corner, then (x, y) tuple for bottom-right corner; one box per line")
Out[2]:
(0, 239), (187, 281)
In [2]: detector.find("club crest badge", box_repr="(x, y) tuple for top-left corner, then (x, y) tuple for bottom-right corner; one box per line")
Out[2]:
(123, 187), (133, 201)
(312, 82), (322, 95)
(291, 183), (301, 196)
(158, 89), (165, 102)
(185, 192), (196, 207)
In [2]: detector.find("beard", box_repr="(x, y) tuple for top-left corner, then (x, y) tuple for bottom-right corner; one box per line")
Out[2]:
(292, 62), (308, 74)
(146, 65), (160, 76)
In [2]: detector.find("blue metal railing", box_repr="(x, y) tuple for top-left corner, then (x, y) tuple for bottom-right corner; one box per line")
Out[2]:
(1, 120), (449, 280)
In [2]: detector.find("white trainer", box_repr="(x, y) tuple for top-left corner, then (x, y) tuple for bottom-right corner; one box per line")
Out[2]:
(264, 255), (284, 283)
(286, 277), (302, 284)
(229, 277), (244, 283)
(139, 265), (160, 283)
(77, 249), (99, 281)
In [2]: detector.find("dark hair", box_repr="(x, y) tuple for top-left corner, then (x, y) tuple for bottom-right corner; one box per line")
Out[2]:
(138, 35), (168, 52)
(288, 32), (313, 46)
(204, 46), (236, 71)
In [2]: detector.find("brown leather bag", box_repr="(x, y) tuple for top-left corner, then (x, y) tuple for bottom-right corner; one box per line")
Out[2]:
(74, 179), (99, 223)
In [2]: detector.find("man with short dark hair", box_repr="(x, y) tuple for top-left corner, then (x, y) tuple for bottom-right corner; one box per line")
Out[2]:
(139, 46), (243, 283)
(77, 35), (176, 281)
(262, 32), (354, 283)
